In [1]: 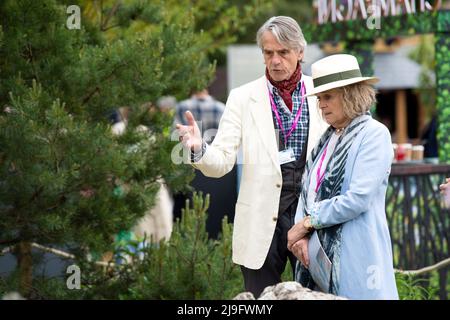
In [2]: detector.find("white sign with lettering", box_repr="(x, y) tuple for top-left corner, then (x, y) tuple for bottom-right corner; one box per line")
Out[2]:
(316, 0), (442, 24)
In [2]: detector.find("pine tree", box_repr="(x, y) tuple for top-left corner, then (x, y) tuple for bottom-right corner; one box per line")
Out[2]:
(77, 193), (242, 300)
(0, 0), (268, 298)
(0, 0), (198, 297)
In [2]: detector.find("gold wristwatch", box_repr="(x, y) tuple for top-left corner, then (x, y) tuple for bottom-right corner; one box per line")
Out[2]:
(303, 216), (314, 232)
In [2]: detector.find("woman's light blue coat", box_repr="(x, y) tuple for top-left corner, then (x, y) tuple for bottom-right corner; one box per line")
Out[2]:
(295, 118), (399, 299)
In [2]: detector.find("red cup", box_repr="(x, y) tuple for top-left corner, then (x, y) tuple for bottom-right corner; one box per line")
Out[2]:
(397, 145), (406, 161)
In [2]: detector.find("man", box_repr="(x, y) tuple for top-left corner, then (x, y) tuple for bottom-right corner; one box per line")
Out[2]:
(176, 16), (327, 297)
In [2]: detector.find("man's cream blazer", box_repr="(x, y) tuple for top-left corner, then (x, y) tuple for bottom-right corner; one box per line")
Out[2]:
(192, 75), (328, 269)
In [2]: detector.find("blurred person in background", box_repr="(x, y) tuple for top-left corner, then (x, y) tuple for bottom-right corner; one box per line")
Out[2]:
(111, 100), (175, 244)
(173, 88), (236, 240)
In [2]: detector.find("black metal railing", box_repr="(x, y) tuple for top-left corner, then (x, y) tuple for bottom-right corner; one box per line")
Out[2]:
(387, 163), (450, 299)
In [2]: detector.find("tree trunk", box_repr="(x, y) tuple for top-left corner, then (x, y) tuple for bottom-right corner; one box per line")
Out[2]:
(17, 241), (32, 297)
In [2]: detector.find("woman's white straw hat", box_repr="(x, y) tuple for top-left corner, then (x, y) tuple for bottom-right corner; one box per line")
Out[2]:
(307, 54), (379, 96)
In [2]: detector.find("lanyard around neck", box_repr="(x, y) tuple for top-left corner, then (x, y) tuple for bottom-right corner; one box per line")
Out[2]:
(315, 142), (329, 193)
(267, 81), (306, 148)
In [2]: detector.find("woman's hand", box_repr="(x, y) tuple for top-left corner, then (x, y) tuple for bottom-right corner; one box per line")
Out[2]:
(290, 238), (310, 268)
(287, 218), (309, 251)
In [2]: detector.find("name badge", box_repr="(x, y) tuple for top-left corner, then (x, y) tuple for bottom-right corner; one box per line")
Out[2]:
(278, 148), (296, 165)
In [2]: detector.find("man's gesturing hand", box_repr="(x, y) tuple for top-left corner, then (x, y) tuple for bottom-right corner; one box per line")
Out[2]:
(176, 111), (202, 153)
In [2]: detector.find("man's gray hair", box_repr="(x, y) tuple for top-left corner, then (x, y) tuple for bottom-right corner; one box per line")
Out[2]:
(256, 16), (307, 55)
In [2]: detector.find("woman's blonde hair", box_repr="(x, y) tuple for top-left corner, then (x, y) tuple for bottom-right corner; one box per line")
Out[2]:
(338, 82), (376, 119)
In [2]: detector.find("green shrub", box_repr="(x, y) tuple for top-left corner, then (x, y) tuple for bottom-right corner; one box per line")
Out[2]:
(67, 192), (243, 299)
(395, 272), (440, 300)
(1, 192), (243, 300)
(120, 192), (243, 299)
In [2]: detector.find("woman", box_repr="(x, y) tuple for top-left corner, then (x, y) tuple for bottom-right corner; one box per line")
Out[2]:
(287, 54), (398, 299)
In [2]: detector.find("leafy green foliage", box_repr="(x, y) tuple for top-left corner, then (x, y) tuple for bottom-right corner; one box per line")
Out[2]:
(0, 0), (196, 258)
(119, 193), (242, 299)
(0, 0), (266, 296)
(236, 0), (313, 45)
(0, 193), (243, 300)
(435, 32), (450, 162)
(395, 272), (440, 300)
(302, 11), (446, 43)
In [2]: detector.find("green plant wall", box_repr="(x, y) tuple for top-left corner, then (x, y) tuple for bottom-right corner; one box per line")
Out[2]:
(436, 11), (450, 162)
(303, 11), (442, 42)
(304, 10), (450, 161)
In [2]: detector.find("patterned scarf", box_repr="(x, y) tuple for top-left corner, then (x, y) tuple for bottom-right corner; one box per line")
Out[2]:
(265, 63), (302, 112)
(295, 113), (371, 295)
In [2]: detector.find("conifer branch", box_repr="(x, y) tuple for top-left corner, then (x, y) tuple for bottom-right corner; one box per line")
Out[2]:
(81, 61), (128, 105)
(44, 195), (66, 211)
(101, 0), (121, 32)
(170, 243), (190, 265)
(81, 86), (100, 105)
(29, 186), (44, 203)
(99, 0), (103, 30)
(102, 24), (121, 32)
(25, 43), (39, 84)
